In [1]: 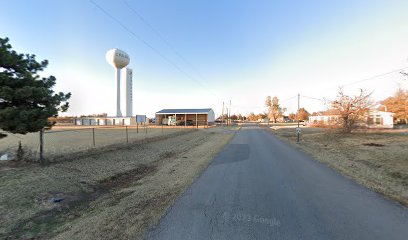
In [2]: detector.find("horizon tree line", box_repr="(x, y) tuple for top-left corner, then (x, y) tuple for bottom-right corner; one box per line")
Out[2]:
(217, 82), (407, 132)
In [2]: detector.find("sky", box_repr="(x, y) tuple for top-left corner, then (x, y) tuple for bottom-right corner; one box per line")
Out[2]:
(1, 0), (408, 117)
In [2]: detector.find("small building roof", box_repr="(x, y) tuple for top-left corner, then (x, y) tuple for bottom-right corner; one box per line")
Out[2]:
(156, 108), (213, 114)
(370, 110), (394, 115)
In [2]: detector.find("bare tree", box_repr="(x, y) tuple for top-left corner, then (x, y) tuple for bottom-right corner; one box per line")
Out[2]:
(331, 88), (373, 133)
(265, 96), (283, 123)
(265, 96), (272, 121)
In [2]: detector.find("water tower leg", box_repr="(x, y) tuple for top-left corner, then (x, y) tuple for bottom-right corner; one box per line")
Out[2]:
(116, 68), (122, 117)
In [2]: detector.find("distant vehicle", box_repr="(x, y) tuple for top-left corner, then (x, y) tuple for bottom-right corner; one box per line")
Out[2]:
(150, 118), (156, 123)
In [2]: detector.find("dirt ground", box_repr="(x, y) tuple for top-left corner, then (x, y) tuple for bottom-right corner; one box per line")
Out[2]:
(0, 127), (236, 239)
(272, 127), (408, 207)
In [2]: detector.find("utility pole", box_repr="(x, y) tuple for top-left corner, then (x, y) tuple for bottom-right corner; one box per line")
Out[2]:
(297, 93), (300, 143)
(221, 102), (224, 127)
(229, 100), (231, 126)
(226, 107), (229, 126)
(225, 107), (228, 126)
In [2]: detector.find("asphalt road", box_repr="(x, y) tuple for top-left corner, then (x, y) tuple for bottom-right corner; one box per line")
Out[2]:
(146, 128), (408, 240)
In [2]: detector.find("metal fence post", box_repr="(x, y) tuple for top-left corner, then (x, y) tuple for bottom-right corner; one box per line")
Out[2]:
(39, 129), (44, 163)
(126, 126), (129, 143)
(92, 128), (96, 147)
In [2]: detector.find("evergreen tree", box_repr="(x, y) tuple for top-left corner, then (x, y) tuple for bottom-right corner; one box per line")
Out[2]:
(0, 37), (71, 137)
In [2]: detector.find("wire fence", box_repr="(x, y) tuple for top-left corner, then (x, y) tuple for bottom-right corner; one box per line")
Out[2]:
(0, 124), (209, 162)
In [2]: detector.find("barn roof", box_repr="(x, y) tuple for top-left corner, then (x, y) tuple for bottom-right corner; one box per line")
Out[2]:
(156, 108), (213, 114)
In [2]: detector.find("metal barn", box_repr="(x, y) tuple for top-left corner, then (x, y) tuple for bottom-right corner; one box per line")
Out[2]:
(155, 108), (215, 126)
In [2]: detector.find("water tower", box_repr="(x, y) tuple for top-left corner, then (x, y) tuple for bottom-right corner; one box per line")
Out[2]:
(106, 49), (130, 117)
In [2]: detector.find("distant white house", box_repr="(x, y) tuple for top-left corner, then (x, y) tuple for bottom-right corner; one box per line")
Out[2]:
(308, 110), (394, 128)
(366, 110), (394, 128)
(308, 115), (339, 126)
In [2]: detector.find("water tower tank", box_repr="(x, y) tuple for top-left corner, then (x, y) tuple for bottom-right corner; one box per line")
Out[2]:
(106, 48), (130, 117)
(106, 49), (130, 69)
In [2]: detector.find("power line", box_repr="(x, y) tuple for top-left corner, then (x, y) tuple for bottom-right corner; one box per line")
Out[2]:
(121, 0), (223, 100)
(280, 95), (298, 103)
(301, 95), (326, 102)
(89, 0), (222, 100)
(121, 0), (205, 79)
(301, 67), (407, 102)
(231, 95), (298, 110)
(231, 105), (263, 109)
(341, 66), (408, 87)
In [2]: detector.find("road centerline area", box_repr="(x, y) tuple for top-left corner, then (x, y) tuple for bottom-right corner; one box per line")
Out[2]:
(146, 128), (408, 240)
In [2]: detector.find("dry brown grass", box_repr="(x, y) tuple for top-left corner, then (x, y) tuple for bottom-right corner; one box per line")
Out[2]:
(0, 127), (236, 239)
(272, 127), (408, 207)
(0, 127), (193, 160)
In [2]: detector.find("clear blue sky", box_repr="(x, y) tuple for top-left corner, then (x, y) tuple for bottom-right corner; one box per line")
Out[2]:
(1, 0), (408, 117)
